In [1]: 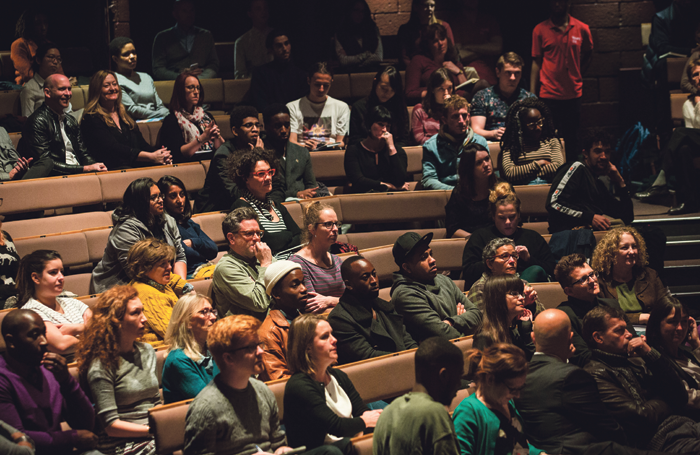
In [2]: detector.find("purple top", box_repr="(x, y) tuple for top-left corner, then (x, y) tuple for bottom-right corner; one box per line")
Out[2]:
(289, 253), (345, 298)
(0, 356), (95, 455)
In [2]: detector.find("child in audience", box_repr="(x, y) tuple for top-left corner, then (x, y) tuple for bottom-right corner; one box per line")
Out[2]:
(334, 0), (383, 72)
(11, 9), (50, 85)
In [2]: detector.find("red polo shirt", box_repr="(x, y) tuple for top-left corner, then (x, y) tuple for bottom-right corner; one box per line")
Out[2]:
(532, 16), (593, 100)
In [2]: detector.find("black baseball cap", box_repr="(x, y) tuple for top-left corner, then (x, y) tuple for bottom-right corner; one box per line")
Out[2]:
(393, 232), (433, 268)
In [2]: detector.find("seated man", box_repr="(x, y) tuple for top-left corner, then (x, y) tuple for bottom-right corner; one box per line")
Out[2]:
(19, 74), (107, 179)
(0, 127), (32, 181)
(390, 232), (481, 343)
(263, 103), (320, 203)
(151, 0), (219, 80)
(583, 305), (700, 453)
(247, 29), (308, 112)
(421, 95), (488, 190)
(555, 253), (636, 367)
(212, 207), (274, 320)
(234, 0), (272, 79)
(328, 256), (417, 364)
(470, 52), (536, 141)
(258, 260), (308, 382)
(373, 337), (463, 455)
(184, 314), (340, 455)
(547, 129), (633, 233)
(0, 310), (98, 455)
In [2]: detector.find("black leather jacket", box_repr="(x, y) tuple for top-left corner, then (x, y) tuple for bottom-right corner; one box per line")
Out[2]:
(19, 103), (95, 175)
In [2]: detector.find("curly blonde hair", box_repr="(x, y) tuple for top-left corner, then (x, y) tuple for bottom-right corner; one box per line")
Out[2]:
(591, 226), (648, 279)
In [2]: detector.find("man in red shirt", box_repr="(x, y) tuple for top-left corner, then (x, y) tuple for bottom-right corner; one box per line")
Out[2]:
(531, 0), (593, 163)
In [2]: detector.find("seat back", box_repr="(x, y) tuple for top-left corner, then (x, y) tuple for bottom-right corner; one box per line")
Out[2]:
(85, 228), (113, 263)
(344, 228), (446, 251)
(223, 79), (251, 107)
(328, 74), (351, 100)
(404, 146), (423, 174)
(149, 399), (194, 455)
(0, 90), (20, 117)
(351, 434), (374, 455)
(154, 81), (175, 107)
(282, 202), (303, 230)
(0, 175), (103, 216)
(14, 232), (90, 268)
(98, 163), (207, 203)
(342, 349), (417, 403)
(513, 184), (550, 219)
(63, 273), (93, 297)
(349, 72), (375, 100)
(199, 79), (224, 110)
(3, 212), (113, 238)
(191, 212), (228, 247)
(530, 282), (566, 309)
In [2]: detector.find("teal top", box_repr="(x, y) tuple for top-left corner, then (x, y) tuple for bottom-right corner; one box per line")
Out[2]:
(453, 393), (543, 455)
(162, 348), (220, 404)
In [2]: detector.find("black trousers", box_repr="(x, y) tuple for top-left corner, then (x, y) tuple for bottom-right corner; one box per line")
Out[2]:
(543, 97), (582, 163)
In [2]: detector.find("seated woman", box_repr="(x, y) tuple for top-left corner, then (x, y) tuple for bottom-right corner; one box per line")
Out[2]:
(159, 71), (223, 163)
(11, 9), (50, 85)
(445, 143), (497, 238)
(499, 98), (564, 186)
(76, 285), (161, 455)
(473, 275), (535, 360)
(462, 183), (556, 287)
(453, 344), (543, 455)
(17, 250), (91, 361)
(284, 314), (382, 452)
(157, 175), (218, 279)
(334, 0), (382, 72)
(344, 106), (408, 193)
(397, 0), (455, 69)
(20, 42), (67, 117)
(350, 66), (410, 147)
(411, 67), (452, 145)
(110, 37), (170, 120)
(290, 202), (345, 313)
(91, 177), (187, 293)
(228, 147), (301, 259)
(162, 293), (219, 404)
(591, 227), (668, 325)
(646, 296), (700, 410)
(81, 70), (171, 170)
(125, 239), (193, 347)
(0, 220), (20, 309)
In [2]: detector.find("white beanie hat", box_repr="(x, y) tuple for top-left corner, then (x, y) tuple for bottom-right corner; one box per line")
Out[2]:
(264, 260), (302, 296)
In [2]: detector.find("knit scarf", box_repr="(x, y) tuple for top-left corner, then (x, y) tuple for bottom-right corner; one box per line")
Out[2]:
(174, 107), (214, 152)
(241, 189), (275, 221)
(439, 125), (475, 155)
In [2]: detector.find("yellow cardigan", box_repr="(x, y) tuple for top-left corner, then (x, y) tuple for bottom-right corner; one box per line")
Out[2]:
(130, 274), (187, 348)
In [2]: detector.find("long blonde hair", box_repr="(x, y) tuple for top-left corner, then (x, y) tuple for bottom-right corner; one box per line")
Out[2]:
(165, 293), (212, 362)
(84, 69), (135, 130)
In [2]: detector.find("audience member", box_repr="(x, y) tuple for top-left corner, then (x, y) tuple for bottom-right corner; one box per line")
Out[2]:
(473, 275), (535, 360)
(287, 62), (350, 151)
(0, 419), (35, 455)
(450, 0), (502, 85)
(554, 253), (635, 367)
(81, 70), (171, 169)
(397, 0), (455, 69)
(212, 207), (274, 320)
(162, 293), (219, 404)
(19, 74), (107, 179)
(289, 203), (345, 313)
(284, 314), (381, 452)
(373, 337), (463, 455)
(444, 143), (496, 238)
(0, 309), (98, 455)
(234, 0), (272, 79)
(547, 129), (633, 233)
(229, 147), (301, 258)
(411, 67), (452, 145)
(160, 71), (223, 164)
(421, 95), (488, 190)
(334, 1), (383, 72)
(462, 184), (555, 287)
(0, 219), (20, 309)
(582, 305), (700, 452)
(125, 239), (192, 347)
(109, 37), (170, 120)
(76, 285), (161, 455)
(500, 98), (564, 185)
(531, 0), (593, 162)
(680, 29), (700, 95)
(454, 344), (541, 455)
(258, 260), (309, 382)
(17, 250), (91, 361)
(0, 127), (33, 181)
(390, 232), (481, 343)
(11, 9), (50, 86)
(246, 29), (308, 112)
(470, 52), (535, 141)
(344, 106), (409, 193)
(591, 227), (668, 325)
(263, 103), (321, 203)
(20, 43), (69, 118)
(194, 105), (260, 213)
(350, 66), (410, 147)
(91, 177), (187, 293)
(328, 256), (417, 364)
(157, 175), (218, 279)
(151, 0), (219, 80)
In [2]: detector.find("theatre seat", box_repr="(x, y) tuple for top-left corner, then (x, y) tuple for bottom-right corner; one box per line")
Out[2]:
(351, 434), (374, 455)
(64, 273), (92, 297)
(0, 174), (103, 216)
(531, 282), (566, 309)
(155, 81), (175, 107)
(329, 74), (351, 100)
(0, 90), (21, 117)
(3, 212), (112, 238)
(149, 399), (193, 455)
(191, 211), (227, 246)
(223, 79), (251, 107)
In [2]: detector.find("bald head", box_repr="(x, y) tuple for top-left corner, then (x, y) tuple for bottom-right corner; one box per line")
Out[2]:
(532, 309), (573, 360)
(43, 73), (69, 90)
(1, 309), (42, 338)
(43, 74), (72, 113)
(2, 310), (48, 366)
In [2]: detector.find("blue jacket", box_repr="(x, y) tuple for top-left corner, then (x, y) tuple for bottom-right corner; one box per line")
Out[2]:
(421, 131), (488, 190)
(177, 219), (218, 277)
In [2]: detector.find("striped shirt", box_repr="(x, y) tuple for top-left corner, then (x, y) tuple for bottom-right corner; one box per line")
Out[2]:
(22, 297), (88, 325)
(501, 138), (564, 185)
(289, 253), (345, 298)
(248, 203), (299, 259)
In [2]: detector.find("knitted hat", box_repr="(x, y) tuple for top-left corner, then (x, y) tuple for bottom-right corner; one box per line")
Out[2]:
(264, 260), (302, 296)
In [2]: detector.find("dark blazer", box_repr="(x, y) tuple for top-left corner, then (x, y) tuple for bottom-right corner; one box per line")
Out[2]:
(515, 354), (628, 455)
(558, 296), (637, 367)
(193, 140), (239, 213)
(328, 291), (418, 364)
(284, 368), (369, 449)
(80, 113), (155, 169)
(270, 141), (318, 203)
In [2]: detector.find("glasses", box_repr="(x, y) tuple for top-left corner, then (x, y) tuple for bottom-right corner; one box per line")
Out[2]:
(198, 308), (218, 318)
(526, 118), (544, 129)
(506, 291), (524, 298)
(237, 230), (265, 239)
(505, 383), (526, 394)
(251, 168), (275, 179)
(572, 271), (599, 286)
(316, 221), (342, 230)
(241, 122), (261, 129)
(230, 341), (265, 354)
(185, 85), (201, 92)
(45, 55), (62, 63)
(149, 193), (164, 202)
(494, 253), (519, 261)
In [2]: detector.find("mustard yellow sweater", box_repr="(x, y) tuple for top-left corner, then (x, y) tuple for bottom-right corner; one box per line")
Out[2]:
(130, 274), (186, 348)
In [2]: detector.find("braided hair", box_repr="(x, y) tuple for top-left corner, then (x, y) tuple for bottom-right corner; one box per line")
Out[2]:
(500, 98), (557, 166)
